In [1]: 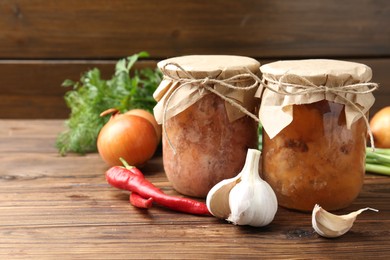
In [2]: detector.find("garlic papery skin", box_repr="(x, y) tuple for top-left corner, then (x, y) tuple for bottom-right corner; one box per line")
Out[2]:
(227, 149), (278, 227)
(312, 204), (379, 238)
(206, 173), (241, 219)
(206, 149), (278, 227)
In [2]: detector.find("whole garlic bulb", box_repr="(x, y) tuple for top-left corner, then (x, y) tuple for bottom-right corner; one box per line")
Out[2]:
(206, 149), (278, 227)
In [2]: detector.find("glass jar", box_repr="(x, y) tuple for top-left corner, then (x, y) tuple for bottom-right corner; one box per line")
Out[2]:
(258, 59), (376, 211)
(262, 100), (367, 211)
(153, 55), (261, 198)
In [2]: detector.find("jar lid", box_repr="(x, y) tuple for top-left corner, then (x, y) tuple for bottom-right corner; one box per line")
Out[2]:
(258, 59), (377, 139)
(158, 55), (260, 79)
(260, 59), (372, 86)
(154, 55), (261, 124)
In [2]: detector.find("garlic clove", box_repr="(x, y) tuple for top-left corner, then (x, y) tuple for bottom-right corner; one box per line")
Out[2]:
(228, 177), (278, 227)
(227, 181), (252, 225)
(206, 174), (241, 219)
(312, 204), (379, 238)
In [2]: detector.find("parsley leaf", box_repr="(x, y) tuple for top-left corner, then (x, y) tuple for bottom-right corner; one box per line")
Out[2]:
(56, 52), (162, 155)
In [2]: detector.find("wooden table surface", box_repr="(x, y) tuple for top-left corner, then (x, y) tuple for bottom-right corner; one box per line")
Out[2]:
(1, 119), (389, 259)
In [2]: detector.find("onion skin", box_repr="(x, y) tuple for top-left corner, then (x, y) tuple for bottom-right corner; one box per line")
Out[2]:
(370, 106), (390, 148)
(97, 109), (159, 166)
(125, 109), (162, 142)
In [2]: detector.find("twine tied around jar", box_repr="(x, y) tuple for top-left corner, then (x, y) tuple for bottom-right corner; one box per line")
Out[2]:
(160, 62), (261, 154)
(261, 73), (379, 149)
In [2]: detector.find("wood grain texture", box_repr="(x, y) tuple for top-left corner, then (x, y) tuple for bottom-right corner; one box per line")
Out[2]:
(0, 58), (389, 119)
(0, 60), (157, 118)
(0, 0), (389, 58)
(0, 0), (389, 118)
(0, 120), (389, 259)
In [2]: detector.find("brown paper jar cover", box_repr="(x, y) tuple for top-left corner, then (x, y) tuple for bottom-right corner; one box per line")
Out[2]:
(258, 59), (376, 211)
(154, 55), (261, 198)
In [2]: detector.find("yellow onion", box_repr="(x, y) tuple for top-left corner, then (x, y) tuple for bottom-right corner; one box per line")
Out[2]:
(370, 106), (390, 148)
(125, 109), (162, 142)
(97, 108), (159, 166)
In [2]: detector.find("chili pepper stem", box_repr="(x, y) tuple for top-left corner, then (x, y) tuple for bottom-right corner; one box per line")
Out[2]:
(119, 157), (135, 170)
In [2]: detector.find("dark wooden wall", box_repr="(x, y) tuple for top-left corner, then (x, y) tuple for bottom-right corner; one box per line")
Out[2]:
(0, 0), (389, 118)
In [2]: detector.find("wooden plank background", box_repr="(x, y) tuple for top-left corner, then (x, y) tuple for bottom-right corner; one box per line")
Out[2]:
(0, 0), (389, 118)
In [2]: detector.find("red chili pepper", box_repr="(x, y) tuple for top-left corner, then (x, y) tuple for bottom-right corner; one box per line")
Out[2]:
(106, 165), (211, 216)
(130, 192), (153, 209)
